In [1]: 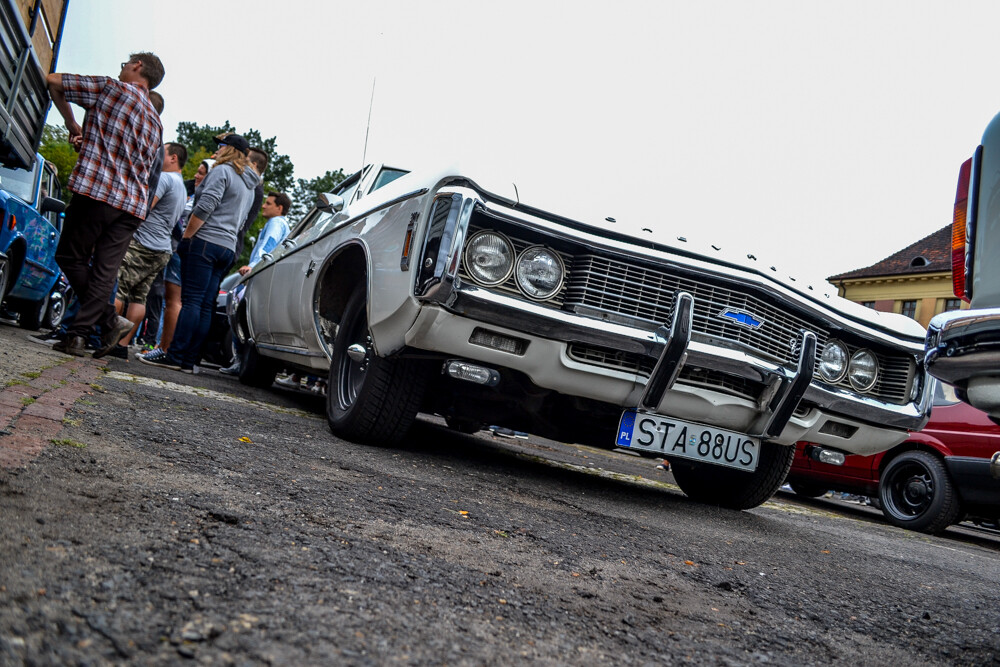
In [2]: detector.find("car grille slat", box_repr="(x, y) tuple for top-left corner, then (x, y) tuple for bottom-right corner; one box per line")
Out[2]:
(462, 225), (914, 404)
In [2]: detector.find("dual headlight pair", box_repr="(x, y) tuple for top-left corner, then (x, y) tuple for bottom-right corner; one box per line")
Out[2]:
(463, 230), (565, 301)
(818, 340), (879, 392)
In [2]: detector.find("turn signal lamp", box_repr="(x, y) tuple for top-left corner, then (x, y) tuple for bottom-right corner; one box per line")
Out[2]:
(952, 157), (972, 301)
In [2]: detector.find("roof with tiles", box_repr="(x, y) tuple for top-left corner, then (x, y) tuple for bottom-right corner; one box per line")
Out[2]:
(827, 225), (952, 281)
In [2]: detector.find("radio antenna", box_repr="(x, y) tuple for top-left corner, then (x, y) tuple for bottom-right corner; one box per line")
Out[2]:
(361, 77), (376, 169)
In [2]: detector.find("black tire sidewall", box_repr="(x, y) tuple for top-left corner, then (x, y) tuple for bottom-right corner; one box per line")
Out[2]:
(878, 450), (959, 533)
(672, 440), (795, 510)
(326, 286), (368, 431)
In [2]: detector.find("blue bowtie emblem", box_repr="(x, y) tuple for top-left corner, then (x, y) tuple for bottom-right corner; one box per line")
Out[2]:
(719, 308), (764, 329)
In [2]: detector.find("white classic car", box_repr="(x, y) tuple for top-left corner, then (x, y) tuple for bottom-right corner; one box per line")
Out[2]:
(231, 163), (932, 510)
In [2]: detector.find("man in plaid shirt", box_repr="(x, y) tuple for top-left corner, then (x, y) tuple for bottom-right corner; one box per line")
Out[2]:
(45, 53), (165, 357)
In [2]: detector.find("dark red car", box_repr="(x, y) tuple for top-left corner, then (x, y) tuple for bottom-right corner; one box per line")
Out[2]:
(786, 382), (1000, 534)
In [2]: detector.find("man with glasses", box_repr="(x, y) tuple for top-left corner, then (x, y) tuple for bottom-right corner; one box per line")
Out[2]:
(44, 53), (165, 358)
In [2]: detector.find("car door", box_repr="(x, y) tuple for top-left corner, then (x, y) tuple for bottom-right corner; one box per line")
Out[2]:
(262, 168), (372, 354)
(245, 206), (331, 346)
(0, 157), (59, 300)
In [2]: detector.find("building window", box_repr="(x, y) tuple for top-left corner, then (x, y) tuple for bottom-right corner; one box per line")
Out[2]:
(861, 301), (875, 309)
(901, 300), (918, 319)
(944, 298), (962, 312)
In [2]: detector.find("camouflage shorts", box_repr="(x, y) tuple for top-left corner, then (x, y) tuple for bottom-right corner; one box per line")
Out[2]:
(116, 240), (172, 305)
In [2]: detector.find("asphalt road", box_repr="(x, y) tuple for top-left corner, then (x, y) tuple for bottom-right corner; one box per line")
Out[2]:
(1, 321), (999, 665)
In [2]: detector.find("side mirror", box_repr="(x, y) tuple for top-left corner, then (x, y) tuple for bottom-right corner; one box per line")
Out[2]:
(316, 192), (344, 213)
(41, 197), (66, 214)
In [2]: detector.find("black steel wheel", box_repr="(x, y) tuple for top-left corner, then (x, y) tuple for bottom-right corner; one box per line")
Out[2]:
(878, 450), (961, 534)
(326, 285), (427, 446)
(43, 291), (66, 329)
(671, 441), (795, 510)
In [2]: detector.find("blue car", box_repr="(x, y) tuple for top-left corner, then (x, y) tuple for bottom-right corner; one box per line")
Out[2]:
(0, 153), (66, 329)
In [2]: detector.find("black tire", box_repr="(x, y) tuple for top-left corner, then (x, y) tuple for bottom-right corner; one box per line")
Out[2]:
(788, 480), (828, 498)
(0, 257), (9, 302)
(878, 450), (961, 534)
(219, 329), (234, 367)
(671, 441), (795, 510)
(18, 294), (47, 330)
(237, 341), (279, 388)
(326, 285), (428, 446)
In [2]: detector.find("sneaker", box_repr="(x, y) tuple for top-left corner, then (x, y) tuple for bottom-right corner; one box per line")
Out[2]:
(105, 345), (129, 361)
(137, 347), (166, 362)
(181, 366), (195, 374)
(655, 461), (671, 471)
(53, 335), (86, 357)
(93, 316), (135, 359)
(28, 330), (63, 346)
(275, 374), (301, 388)
(219, 361), (241, 376)
(138, 350), (181, 370)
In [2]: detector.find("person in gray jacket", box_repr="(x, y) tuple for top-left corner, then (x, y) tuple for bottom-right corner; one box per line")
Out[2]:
(141, 133), (260, 372)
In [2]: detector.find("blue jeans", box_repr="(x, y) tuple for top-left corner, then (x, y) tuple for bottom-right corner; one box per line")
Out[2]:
(166, 237), (234, 369)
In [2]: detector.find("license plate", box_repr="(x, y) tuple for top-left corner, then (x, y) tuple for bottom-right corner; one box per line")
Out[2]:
(616, 410), (760, 472)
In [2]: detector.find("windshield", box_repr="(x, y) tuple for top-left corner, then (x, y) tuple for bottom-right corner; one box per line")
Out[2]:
(0, 162), (38, 203)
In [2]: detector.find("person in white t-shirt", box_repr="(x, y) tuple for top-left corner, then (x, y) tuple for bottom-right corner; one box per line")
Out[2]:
(98, 142), (189, 359)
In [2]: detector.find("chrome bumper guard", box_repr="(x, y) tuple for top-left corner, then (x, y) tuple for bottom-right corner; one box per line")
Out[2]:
(637, 292), (817, 439)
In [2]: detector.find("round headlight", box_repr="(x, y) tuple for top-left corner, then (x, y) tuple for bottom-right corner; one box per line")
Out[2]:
(848, 349), (879, 392)
(818, 340), (848, 383)
(463, 231), (514, 286)
(515, 246), (565, 300)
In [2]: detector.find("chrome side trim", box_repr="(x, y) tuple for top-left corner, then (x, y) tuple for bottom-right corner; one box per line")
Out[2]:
(257, 342), (326, 358)
(415, 188), (478, 305)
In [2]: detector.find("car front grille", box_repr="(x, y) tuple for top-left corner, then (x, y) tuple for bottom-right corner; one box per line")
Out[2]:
(564, 254), (822, 365)
(460, 224), (914, 405)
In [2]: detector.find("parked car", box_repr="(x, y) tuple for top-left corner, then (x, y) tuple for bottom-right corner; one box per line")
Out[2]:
(787, 381), (1000, 533)
(0, 153), (66, 329)
(230, 162), (932, 510)
(925, 111), (1000, 423)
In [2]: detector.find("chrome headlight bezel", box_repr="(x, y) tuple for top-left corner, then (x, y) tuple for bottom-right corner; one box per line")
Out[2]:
(462, 230), (515, 286)
(514, 245), (565, 301)
(818, 340), (849, 383)
(848, 349), (879, 392)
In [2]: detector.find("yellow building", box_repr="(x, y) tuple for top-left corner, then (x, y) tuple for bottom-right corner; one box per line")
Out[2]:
(827, 225), (966, 329)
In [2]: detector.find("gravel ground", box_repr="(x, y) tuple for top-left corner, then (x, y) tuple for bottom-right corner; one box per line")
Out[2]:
(1, 322), (999, 665)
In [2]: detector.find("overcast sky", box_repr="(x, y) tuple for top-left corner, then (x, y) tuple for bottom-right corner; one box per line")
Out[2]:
(48, 0), (1000, 288)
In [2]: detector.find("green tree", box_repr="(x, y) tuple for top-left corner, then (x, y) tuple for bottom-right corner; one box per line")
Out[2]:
(290, 168), (347, 220)
(38, 124), (77, 202)
(174, 120), (294, 193)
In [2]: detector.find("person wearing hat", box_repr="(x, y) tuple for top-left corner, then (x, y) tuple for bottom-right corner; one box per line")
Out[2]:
(141, 134), (260, 372)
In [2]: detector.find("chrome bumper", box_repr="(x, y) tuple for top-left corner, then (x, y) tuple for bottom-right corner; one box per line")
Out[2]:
(449, 287), (930, 433)
(925, 307), (1000, 386)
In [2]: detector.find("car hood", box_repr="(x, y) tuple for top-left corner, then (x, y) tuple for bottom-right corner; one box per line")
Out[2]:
(409, 162), (926, 342)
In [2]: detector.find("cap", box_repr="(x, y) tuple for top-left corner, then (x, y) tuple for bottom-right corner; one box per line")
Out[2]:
(214, 133), (250, 156)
